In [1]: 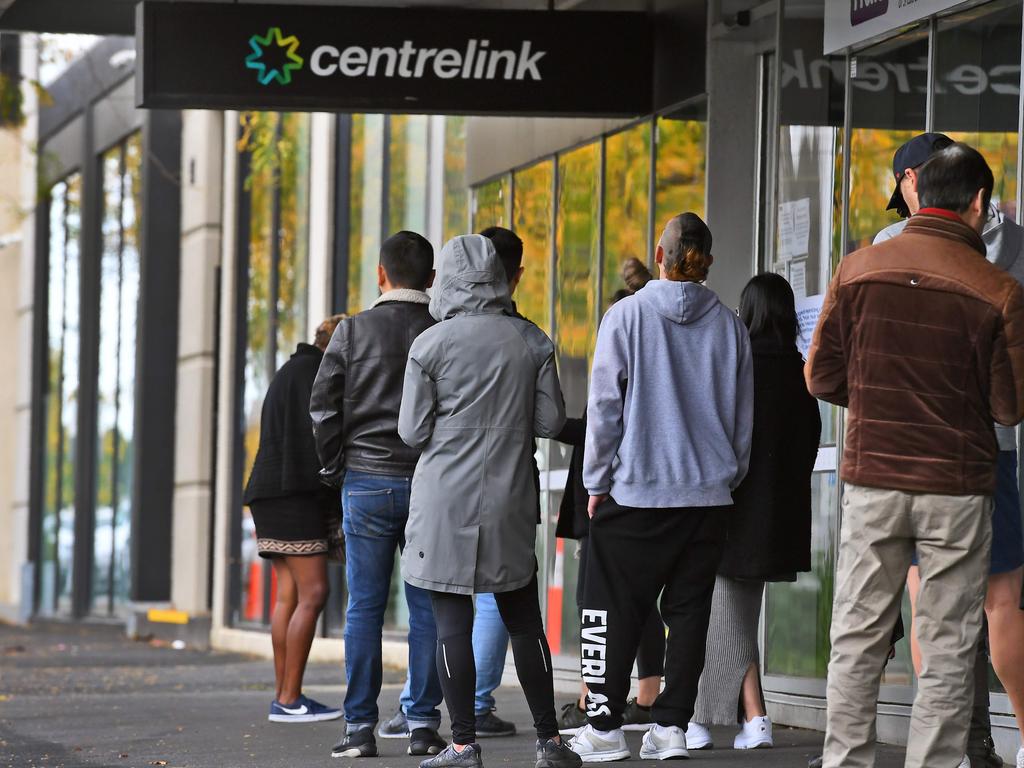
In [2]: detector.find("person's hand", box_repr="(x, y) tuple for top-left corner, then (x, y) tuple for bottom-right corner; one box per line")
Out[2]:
(588, 494), (608, 518)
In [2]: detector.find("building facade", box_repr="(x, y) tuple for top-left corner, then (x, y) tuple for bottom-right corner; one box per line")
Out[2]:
(0, 0), (1021, 760)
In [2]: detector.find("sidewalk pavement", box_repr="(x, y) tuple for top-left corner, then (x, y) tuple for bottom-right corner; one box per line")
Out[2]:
(0, 621), (907, 768)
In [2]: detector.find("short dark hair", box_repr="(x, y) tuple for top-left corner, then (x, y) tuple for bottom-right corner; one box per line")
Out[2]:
(479, 226), (523, 285)
(739, 272), (798, 348)
(916, 143), (994, 215)
(380, 231), (434, 290)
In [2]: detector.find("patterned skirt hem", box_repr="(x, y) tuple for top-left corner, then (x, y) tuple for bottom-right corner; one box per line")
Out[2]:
(257, 538), (328, 557)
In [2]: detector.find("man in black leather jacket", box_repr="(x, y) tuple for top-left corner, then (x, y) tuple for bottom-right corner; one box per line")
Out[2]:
(310, 231), (445, 761)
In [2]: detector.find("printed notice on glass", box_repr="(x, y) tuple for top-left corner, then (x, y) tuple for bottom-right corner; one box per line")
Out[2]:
(789, 260), (807, 301)
(796, 293), (824, 360)
(778, 198), (811, 260)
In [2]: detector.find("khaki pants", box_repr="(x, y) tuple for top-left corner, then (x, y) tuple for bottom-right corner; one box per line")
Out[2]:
(823, 484), (991, 768)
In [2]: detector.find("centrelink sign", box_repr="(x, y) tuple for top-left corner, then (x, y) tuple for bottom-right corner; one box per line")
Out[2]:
(137, 2), (653, 116)
(825, 0), (968, 54)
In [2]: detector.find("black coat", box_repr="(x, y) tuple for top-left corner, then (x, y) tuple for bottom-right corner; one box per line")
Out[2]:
(717, 335), (822, 580)
(243, 344), (326, 504)
(554, 415), (588, 540)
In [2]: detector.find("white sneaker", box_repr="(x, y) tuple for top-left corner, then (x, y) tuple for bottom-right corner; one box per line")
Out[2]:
(569, 724), (630, 762)
(683, 722), (713, 750)
(733, 716), (773, 750)
(640, 724), (690, 760)
(957, 756), (971, 768)
(1016, 746), (1023, 768)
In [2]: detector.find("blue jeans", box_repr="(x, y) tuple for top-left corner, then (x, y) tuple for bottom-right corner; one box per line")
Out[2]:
(400, 592), (510, 716)
(343, 471), (442, 730)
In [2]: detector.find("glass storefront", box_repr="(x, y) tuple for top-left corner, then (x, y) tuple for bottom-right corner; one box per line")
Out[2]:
(40, 173), (82, 616)
(92, 133), (143, 616)
(237, 111), (312, 627)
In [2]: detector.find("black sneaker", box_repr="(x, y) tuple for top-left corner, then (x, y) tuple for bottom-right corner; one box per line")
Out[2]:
(621, 698), (652, 732)
(418, 742), (483, 768)
(379, 707), (410, 739)
(331, 727), (378, 758)
(536, 737), (583, 768)
(475, 710), (516, 738)
(409, 728), (447, 756)
(968, 736), (1004, 768)
(557, 702), (587, 735)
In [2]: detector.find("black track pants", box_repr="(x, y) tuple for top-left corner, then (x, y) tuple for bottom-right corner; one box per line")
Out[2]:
(430, 576), (558, 745)
(580, 497), (726, 731)
(578, 535), (666, 679)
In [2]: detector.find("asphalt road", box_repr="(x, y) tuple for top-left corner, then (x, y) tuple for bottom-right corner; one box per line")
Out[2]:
(0, 621), (907, 768)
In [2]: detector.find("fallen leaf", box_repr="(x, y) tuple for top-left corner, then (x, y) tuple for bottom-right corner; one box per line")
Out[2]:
(148, 761), (168, 766)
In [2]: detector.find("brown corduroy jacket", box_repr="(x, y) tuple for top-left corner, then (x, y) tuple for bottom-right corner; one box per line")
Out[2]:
(806, 210), (1024, 495)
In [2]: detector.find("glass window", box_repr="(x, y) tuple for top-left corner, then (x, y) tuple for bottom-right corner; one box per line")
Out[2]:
(92, 133), (142, 616)
(934, 1), (1022, 220)
(347, 114), (385, 314)
(472, 174), (511, 231)
(765, 472), (838, 678)
(655, 105), (707, 234)
(388, 114), (429, 235)
(555, 143), (601, 422)
(847, 29), (930, 252)
(762, 5), (846, 683)
(40, 173), (82, 616)
(443, 116), (469, 244)
(604, 123), (651, 302)
(237, 112), (312, 627)
(512, 160), (554, 334)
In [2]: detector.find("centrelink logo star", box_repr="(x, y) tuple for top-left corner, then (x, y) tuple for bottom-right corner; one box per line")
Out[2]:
(245, 27), (303, 86)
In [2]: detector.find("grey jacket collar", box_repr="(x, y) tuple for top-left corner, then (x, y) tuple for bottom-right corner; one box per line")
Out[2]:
(371, 288), (431, 308)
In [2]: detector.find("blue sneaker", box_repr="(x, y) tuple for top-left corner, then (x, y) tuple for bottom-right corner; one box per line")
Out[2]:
(269, 694), (342, 723)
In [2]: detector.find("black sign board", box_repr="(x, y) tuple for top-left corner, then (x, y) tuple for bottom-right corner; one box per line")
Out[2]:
(136, 2), (654, 117)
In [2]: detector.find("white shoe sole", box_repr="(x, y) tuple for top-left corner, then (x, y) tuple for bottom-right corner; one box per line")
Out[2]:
(269, 711), (342, 723)
(686, 740), (712, 750)
(639, 746), (690, 760)
(576, 749), (631, 763)
(733, 739), (772, 750)
(378, 730), (411, 739)
(622, 723), (653, 732)
(559, 726), (584, 736)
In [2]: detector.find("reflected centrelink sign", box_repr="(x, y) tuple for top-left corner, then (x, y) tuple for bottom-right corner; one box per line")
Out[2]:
(825, 0), (968, 54)
(136, 1), (653, 116)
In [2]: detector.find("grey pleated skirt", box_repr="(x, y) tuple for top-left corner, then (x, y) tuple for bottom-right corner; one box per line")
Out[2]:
(692, 575), (766, 725)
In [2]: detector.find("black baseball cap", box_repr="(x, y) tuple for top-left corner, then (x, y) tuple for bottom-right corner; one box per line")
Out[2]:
(887, 132), (954, 213)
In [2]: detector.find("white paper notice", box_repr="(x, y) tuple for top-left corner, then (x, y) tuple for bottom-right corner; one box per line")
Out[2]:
(778, 198), (812, 260)
(796, 293), (824, 360)
(789, 260), (807, 300)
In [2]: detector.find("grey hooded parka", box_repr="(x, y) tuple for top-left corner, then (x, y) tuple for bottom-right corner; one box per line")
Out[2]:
(398, 235), (566, 595)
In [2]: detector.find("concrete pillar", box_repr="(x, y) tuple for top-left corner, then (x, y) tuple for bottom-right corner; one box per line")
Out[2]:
(170, 110), (224, 615)
(307, 113), (335, 335)
(6, 34), (38, 622)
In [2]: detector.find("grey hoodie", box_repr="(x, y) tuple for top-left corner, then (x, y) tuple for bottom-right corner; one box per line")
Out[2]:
(875, 207), (1024, 450)
(584, 279), (754, 508)
(398, 235), (565, 595)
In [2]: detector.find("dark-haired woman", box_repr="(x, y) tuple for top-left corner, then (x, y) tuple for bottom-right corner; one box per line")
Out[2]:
(686, 273), (820, 751)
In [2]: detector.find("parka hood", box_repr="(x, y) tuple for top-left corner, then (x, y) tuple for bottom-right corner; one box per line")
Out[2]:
(635, 279), (721, 325)
(984, 206), (1024, 274)
(429, 234), (514, 321)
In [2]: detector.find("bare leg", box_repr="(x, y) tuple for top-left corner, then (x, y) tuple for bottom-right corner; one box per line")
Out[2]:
(906, 565), (922, 676)
(278, 554), (329, 705)
(985, 566), (1024, 746)
(637, 676), (661, 708)
(270, 558), (297, 701)
(739, 662), (766, 719)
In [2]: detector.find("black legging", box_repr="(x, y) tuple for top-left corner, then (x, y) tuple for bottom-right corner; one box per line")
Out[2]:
(578, 535), (665, 679)
(430, 576), (558, 745)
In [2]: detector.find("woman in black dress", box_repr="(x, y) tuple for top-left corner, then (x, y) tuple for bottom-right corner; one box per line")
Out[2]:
(244, 314), (345, 724)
